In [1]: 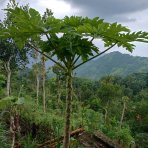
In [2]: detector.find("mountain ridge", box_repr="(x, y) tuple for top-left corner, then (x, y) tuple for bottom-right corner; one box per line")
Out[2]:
(75, 51), (148, 80)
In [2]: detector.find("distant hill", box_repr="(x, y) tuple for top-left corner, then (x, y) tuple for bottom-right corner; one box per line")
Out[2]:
(75, 51), (148, 80)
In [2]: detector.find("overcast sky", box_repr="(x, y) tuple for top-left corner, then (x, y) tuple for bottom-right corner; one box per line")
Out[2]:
(0, 0), (148, 57)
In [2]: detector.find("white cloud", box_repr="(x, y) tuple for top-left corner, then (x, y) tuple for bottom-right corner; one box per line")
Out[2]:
(122, 9), (148, 32)
(20, 0), (80, 18)
(38, 0), (71, 15)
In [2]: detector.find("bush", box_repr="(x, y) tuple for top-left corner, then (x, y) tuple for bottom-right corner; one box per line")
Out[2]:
(0, 122), (11, 148)
(135, 133), (148, 147)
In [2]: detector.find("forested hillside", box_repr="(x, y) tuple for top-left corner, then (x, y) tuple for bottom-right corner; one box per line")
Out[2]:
(0, 70), (148, 147)
(76, 51), (148, 79)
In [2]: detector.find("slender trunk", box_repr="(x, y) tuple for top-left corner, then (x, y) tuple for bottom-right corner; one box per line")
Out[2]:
(10, 112), (20, 148)
(63, 70), (72, 148)
(57, 77), (61, 103)
(11, 132), (15, 148)
(104, 108), (108, 124)
(10, 115), (15, 148)
(36, 73), (40, 105)
(119, 102), (126, 129)
(35, 50), (40, 105)
(5, 56), (12, 97)
(42, 55), (46, 113)
(104, 102), (109, 124)
(7, 70), (11, 97)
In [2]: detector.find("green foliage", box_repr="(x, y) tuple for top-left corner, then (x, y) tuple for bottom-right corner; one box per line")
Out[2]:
(0, 72), (147, 146)
(0, 96), (25, 110)
(101, 121), (133, 147)
(41, 33), (98, 62)
(20, 96), (65, 135)
(89, 98), (101, 111)
(82, 108), (103, 132)
(134, 99), (148, 133)
(69, 137), (80, 148)
(97, 82), (122, 103)
(0, 73), (5, 98)
(138, 88), (148, 100)
(3, 7), (43, 48)
(20, 134), (36, 148)
(0, 122), (11, 148)
(135, 133), (148, 147)
(0, 38), (29, 69)
(115, 127), (133, 146)
(0, 96), (15, 109)
(0, 74), (5, 85)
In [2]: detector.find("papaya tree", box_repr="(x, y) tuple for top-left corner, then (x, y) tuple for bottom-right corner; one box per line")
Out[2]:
(1, 4), (148, 148)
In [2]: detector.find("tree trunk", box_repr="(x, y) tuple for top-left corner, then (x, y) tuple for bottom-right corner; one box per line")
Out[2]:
(10, 112), (20, 148)
(36, 73), (40, 105)
(42, 55), (46, 113)
(35, 50), (40, 105)
(119, 102), (126, 129)
(57, 77), (61, 103)
(63, 70), (72, 148)
(104, 108), (108, 124)
(11, 130), (15, 148)
(4, 56), (12, 97)
(10, 115), (15, 148)
(104, 102), (109, 124)
(7, 69), (11, 97)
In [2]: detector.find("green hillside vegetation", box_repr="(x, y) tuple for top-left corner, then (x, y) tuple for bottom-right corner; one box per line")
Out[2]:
(76, 51), (148, 79)
(0, 71), (148, 147)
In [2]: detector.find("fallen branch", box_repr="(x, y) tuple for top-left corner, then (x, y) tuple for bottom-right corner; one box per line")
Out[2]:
(37, 128), (85, 148)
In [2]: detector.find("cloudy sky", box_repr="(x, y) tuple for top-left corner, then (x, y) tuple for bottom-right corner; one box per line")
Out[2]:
(0, 0), (148, 57)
